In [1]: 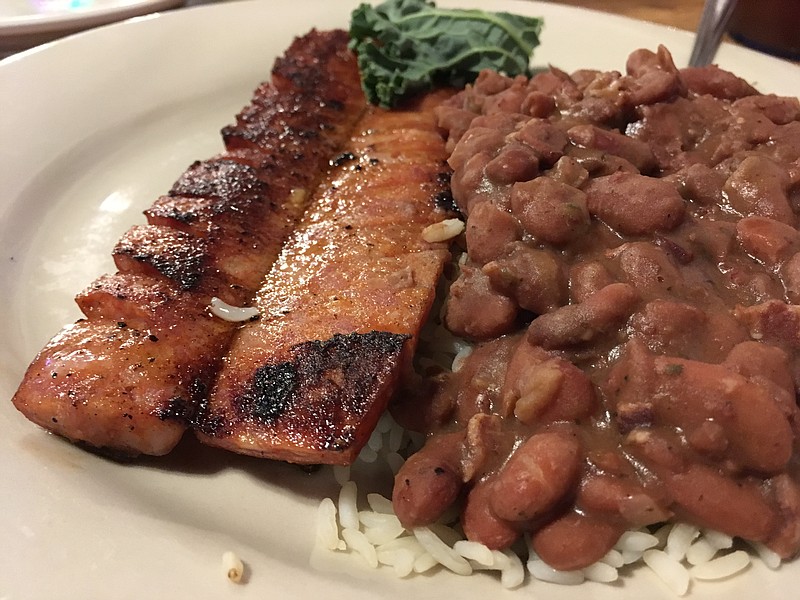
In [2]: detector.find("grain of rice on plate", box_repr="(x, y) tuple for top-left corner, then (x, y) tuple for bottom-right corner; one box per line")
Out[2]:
(314, 44), (800, 596)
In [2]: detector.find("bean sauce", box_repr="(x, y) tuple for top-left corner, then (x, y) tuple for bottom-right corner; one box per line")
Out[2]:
(391, 46), (800, 570)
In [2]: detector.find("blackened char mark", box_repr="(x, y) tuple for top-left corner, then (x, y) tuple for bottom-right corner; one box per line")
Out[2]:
(147, 160), (270, 238)
(168, 159), (267, 204)
(156, 378), (207, 424)
(222, 30), (363, 157)
(113, 224), (207, 290)
(270, 29), (352, 94)
(434, 169), (461, 216)
(233, 331), (409, 451)
(220, 96), (335, 160)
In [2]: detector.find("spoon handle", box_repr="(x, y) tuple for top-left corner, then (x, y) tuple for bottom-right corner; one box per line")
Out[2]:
(689, 0), (740, 66)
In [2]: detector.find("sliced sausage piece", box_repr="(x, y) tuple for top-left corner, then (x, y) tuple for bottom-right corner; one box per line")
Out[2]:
(489, 431), (583, 522)
(585, 171), (685, 235)
(392, 431), (465, 528)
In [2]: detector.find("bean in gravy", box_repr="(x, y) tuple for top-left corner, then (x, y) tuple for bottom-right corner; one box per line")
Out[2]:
(391, 45), (800, 571)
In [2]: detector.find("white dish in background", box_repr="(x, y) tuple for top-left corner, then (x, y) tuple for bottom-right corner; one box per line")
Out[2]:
(0, 1), (798, 599)
(0, 0), (183, 53)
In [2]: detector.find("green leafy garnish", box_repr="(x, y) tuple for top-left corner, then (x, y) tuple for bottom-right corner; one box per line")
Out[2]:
(349, 0), (544, 107)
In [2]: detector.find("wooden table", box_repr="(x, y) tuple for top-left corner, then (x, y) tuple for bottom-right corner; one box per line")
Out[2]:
(542, 0), (704, 32)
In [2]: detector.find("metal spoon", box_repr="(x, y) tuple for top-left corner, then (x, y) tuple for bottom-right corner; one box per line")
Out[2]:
(689, 0), (740, 66)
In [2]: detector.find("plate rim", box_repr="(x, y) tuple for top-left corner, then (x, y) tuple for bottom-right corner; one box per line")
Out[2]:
(1, 1), (799, 599)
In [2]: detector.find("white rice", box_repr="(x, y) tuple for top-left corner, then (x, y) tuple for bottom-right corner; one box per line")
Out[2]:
(221, 550), (245, 583)
(421, 218), (465, 243)
(690, 551), (750, 580)
(643, 549), (691, 595)
(312, 410), (783, 595)
(208, 297), (260, 322)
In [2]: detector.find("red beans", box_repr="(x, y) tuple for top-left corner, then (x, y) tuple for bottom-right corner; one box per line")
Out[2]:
(666, 465), (777, 542)
(482, 242), (568, 315)
(484, 143), (540, 185)
(489, 431), (583, 522)
(500, 339), (597, 424)
(736, 215), (800, 266)
(768, 474), (800, 558)
(527, 283), (639, 349)
(679, 64), (759, 100)
(622, 347), (794, 473)
(530, 511), (623, 571)
(461, 479), (520, 550)
(444, 266), (518, 340)
(397, 47), (800, 573)
(724, 155), (794, 224)
(510, 176), (590, 245)
(465, 201), (521, 265)
(567, 124), (656, 173)
(585, 172), (686, 235)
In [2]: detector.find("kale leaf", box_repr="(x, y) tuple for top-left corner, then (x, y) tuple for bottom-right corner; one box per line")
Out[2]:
(349, 0), (544, 107)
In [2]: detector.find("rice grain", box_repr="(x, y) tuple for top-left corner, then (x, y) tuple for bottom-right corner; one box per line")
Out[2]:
(666, 524), (699, 561)
(422, 218), (465, 243)
(685, 538), (717, 566)
(338, 481), (360, 531)
(643, 549), (690, 596)
(413, 527), (473, 576)
(366, 493), (394, 514)
(316, 497), (345, 551)
(453, 540), (496, 566)
(342, 528), (379, 568)
(690, 550), (750, 580)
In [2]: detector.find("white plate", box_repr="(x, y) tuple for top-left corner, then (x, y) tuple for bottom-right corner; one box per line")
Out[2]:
(1, 1), (798, 598)
(0, 0), (183, 53)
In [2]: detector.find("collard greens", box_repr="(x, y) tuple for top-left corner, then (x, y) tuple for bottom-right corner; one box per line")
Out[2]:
(350, 0), (544, 107)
